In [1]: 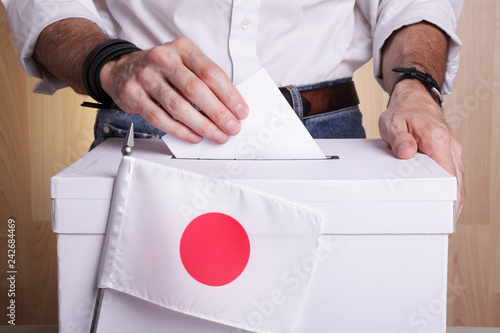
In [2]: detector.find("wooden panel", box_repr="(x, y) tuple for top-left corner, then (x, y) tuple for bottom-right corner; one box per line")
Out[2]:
(489, 1), (500, 327)
(444, 0), (500, 326)
(27, 79), (96, 221)
(0, 5), (36, 325)
(448, 225), (491, 325)
(0, 1), (499, 327)
(0, 4), (95, 326)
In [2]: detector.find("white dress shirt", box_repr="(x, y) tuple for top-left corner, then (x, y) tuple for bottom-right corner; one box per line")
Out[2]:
(2, 0), (462, 95)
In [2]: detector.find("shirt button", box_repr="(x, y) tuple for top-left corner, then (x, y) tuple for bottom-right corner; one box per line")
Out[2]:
(241, 18), (251, 30)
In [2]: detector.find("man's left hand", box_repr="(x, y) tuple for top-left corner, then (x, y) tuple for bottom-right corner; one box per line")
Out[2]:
(379, 79), (464, 220)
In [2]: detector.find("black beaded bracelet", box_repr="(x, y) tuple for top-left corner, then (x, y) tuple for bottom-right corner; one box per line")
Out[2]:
(82, 39), (141, 108)
(390, 67), (443, 105)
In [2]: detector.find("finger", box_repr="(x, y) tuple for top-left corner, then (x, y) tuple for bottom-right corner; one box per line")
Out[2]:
(147, 78), (233, 144)
(116, 80), (204, 143)
(379, 112), (418, 159)
(102, 42), (240, 144)
(184, 52), (249, 120)
(417, 125), (457, 178)
(176, 39), (249, 120)
(417, 126), (465, 220)
(450, 138), (465, 220)
(153, 40), (244, 139)
(110, 67), (205, 143)
(166, 64), (242, 138)
(128, 93), (204, 144)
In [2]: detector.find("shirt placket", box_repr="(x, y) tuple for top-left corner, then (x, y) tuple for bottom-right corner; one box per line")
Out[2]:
(228, 0), (262, 84)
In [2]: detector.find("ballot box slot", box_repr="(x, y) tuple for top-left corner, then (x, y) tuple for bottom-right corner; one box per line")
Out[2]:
(169, 155), (339, 160)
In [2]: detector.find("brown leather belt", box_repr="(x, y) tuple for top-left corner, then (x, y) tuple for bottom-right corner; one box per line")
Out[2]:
(279, 81), (359, 118)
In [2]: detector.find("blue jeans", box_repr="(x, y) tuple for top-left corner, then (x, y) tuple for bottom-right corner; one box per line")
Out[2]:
(89, 78), (366, 150)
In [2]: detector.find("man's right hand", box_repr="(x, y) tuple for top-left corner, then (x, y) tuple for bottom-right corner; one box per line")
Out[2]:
(34, 19), (248, 144)
(99, 38), (249, 144)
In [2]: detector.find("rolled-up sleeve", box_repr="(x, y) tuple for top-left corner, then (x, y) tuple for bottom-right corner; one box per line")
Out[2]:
(1, 0), (109, 94)
(358, 0), (463, 94)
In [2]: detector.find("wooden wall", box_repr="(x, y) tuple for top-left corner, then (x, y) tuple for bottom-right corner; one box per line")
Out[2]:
(0, 5), (95, 326)
(0, 0), (499, 327)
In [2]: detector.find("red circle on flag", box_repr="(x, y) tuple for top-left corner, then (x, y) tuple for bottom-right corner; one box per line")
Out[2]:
(180, 212), (250, 287)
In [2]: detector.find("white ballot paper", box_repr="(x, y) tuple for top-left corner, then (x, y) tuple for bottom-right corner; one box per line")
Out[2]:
(162, 68), (326, 159)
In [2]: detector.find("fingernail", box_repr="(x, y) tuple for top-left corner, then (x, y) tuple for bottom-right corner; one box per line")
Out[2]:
(234, 103), (249, 119)
(187, 133), (202, 143)
(397, 142), (412, 157)
(213, 130), (229, 144)
(225, 119), (240, 135)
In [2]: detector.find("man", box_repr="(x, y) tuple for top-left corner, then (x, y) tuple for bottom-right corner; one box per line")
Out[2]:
(2, 0), (464, 217)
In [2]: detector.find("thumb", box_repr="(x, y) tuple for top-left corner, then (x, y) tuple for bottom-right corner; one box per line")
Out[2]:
(391, 132), (418, 159)
(379, 115), (418, 160)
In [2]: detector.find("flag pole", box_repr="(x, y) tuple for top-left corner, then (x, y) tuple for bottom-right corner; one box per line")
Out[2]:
(89, 288), (105, 333)
(89, 123), (135, 333)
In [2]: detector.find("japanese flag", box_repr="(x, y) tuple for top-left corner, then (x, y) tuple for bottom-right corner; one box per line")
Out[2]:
(98, 156), (323, 332)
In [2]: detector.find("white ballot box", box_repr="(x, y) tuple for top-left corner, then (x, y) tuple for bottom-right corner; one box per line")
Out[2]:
(51, 138), (456, 333)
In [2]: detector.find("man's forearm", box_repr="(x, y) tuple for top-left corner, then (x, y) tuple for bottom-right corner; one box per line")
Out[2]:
(378, 21), (464, 220)
(381, 21), (448, 95)
(33, 18), (109, 94)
